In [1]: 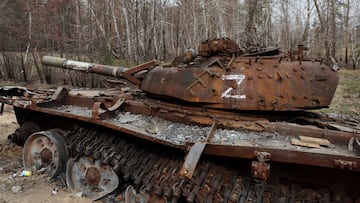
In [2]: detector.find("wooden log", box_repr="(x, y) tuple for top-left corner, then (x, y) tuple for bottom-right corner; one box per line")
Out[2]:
(291, 138), (321, 148)
(299, 135), (331, 146)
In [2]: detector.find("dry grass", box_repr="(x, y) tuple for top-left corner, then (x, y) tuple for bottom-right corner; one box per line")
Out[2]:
(318, 69), (360, 115)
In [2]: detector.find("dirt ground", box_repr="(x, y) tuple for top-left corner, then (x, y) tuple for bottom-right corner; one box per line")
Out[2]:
(0, 104), (92, 203)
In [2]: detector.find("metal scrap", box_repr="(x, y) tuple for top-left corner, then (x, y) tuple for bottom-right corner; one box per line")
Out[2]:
(180, 121), (217, 178)
(348, 137), (360, 156)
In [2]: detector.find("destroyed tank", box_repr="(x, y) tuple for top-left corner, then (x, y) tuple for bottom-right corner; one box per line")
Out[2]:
(1, 38), (359, 202)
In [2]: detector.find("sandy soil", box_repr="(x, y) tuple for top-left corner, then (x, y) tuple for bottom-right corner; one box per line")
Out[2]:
(0, 105), (92, 203)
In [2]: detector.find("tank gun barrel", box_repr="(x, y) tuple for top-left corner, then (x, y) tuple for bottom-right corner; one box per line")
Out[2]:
(41, 56), (158, 85)
(42, 56), (130, 78)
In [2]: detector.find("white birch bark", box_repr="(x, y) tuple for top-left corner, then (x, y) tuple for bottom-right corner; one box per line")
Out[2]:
(24, 0), (32, 64)
(121, 4), (132, 57)
(215, 0), (226, 37)
(199, 0), (208, 38)
(190, 0), (198, 45)
(89, 3), (113, 53)
(110, 0), (121, 55)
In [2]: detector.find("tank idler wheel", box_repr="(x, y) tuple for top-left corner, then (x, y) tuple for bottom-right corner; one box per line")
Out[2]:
(23, 130), (68, 178)
(66, 156), (119, 200)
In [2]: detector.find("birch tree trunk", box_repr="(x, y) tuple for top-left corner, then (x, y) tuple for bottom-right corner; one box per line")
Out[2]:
(121, 4), (132, 59)
(22, 0), (31, 82)
(216, 1), (226, 37)
(246, 0), (258, 46)
(134, 0), (139, 63)
(89, 3), (113, 54)
(110, 0), (122, 57)
(199, 0), (208, 39)
(24, 0), (32, 64)
(266, 1), (273, 46)
(314, 0), (330, 59)
(280, 0), (290, 51)
(330, 0), (336, 58)
(151, 1), (158, 59)
(192, 0), (197, 45)
(344, 0), (350, 64)
(301, 0), (312, 44)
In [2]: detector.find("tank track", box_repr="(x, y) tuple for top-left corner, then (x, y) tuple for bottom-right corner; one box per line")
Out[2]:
(65, 125), (350, 202)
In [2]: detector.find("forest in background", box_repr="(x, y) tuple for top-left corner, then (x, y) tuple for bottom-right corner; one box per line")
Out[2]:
(0, 0), (360, 85)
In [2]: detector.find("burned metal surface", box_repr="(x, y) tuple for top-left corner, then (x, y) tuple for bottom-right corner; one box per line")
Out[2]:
(62, 124), (360, 202)
(251, 151), (271, 180)
(66, 156), (119, 200)
(23, 130), (68, 178)
(4, 86), (360, 171)
(42, 38), (338, 111)
(1, 38), (360, 202)
(141, 57), (338, 111)
(7, 120), (40, 145)
(0, 86), (31, 97)
(180, 121), (217, 178)
(198, 38), (241, 56)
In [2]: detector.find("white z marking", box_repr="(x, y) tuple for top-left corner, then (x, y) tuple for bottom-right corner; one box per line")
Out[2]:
(221, 74), (246, 99)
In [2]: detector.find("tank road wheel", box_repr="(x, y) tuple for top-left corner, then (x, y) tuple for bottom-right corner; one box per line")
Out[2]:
(23, 130), (68, 178)
(66, 156), (119, 200)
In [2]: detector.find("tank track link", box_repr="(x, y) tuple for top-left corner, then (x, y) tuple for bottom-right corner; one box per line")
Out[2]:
(65, 125), (348, 202)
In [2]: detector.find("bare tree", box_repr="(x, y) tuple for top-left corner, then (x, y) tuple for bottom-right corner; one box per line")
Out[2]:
(330, 0), (337, 58)
(2, 0), (360, 84)
(199, 0), (208, 39)
(344, 0), (350, 64)
(314, 0), (330, 59)
(301, 0), (313, 45)
(245, 0), (258, 46)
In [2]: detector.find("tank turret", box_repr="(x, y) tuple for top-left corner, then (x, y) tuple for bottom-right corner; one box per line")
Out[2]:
(42, 38), (338, 111)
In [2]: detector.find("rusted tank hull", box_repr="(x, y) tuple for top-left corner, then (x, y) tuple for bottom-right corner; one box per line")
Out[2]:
(10, 96), (359, 169)
(1, 86), (359, 201)
(7, 106), (360, 202)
